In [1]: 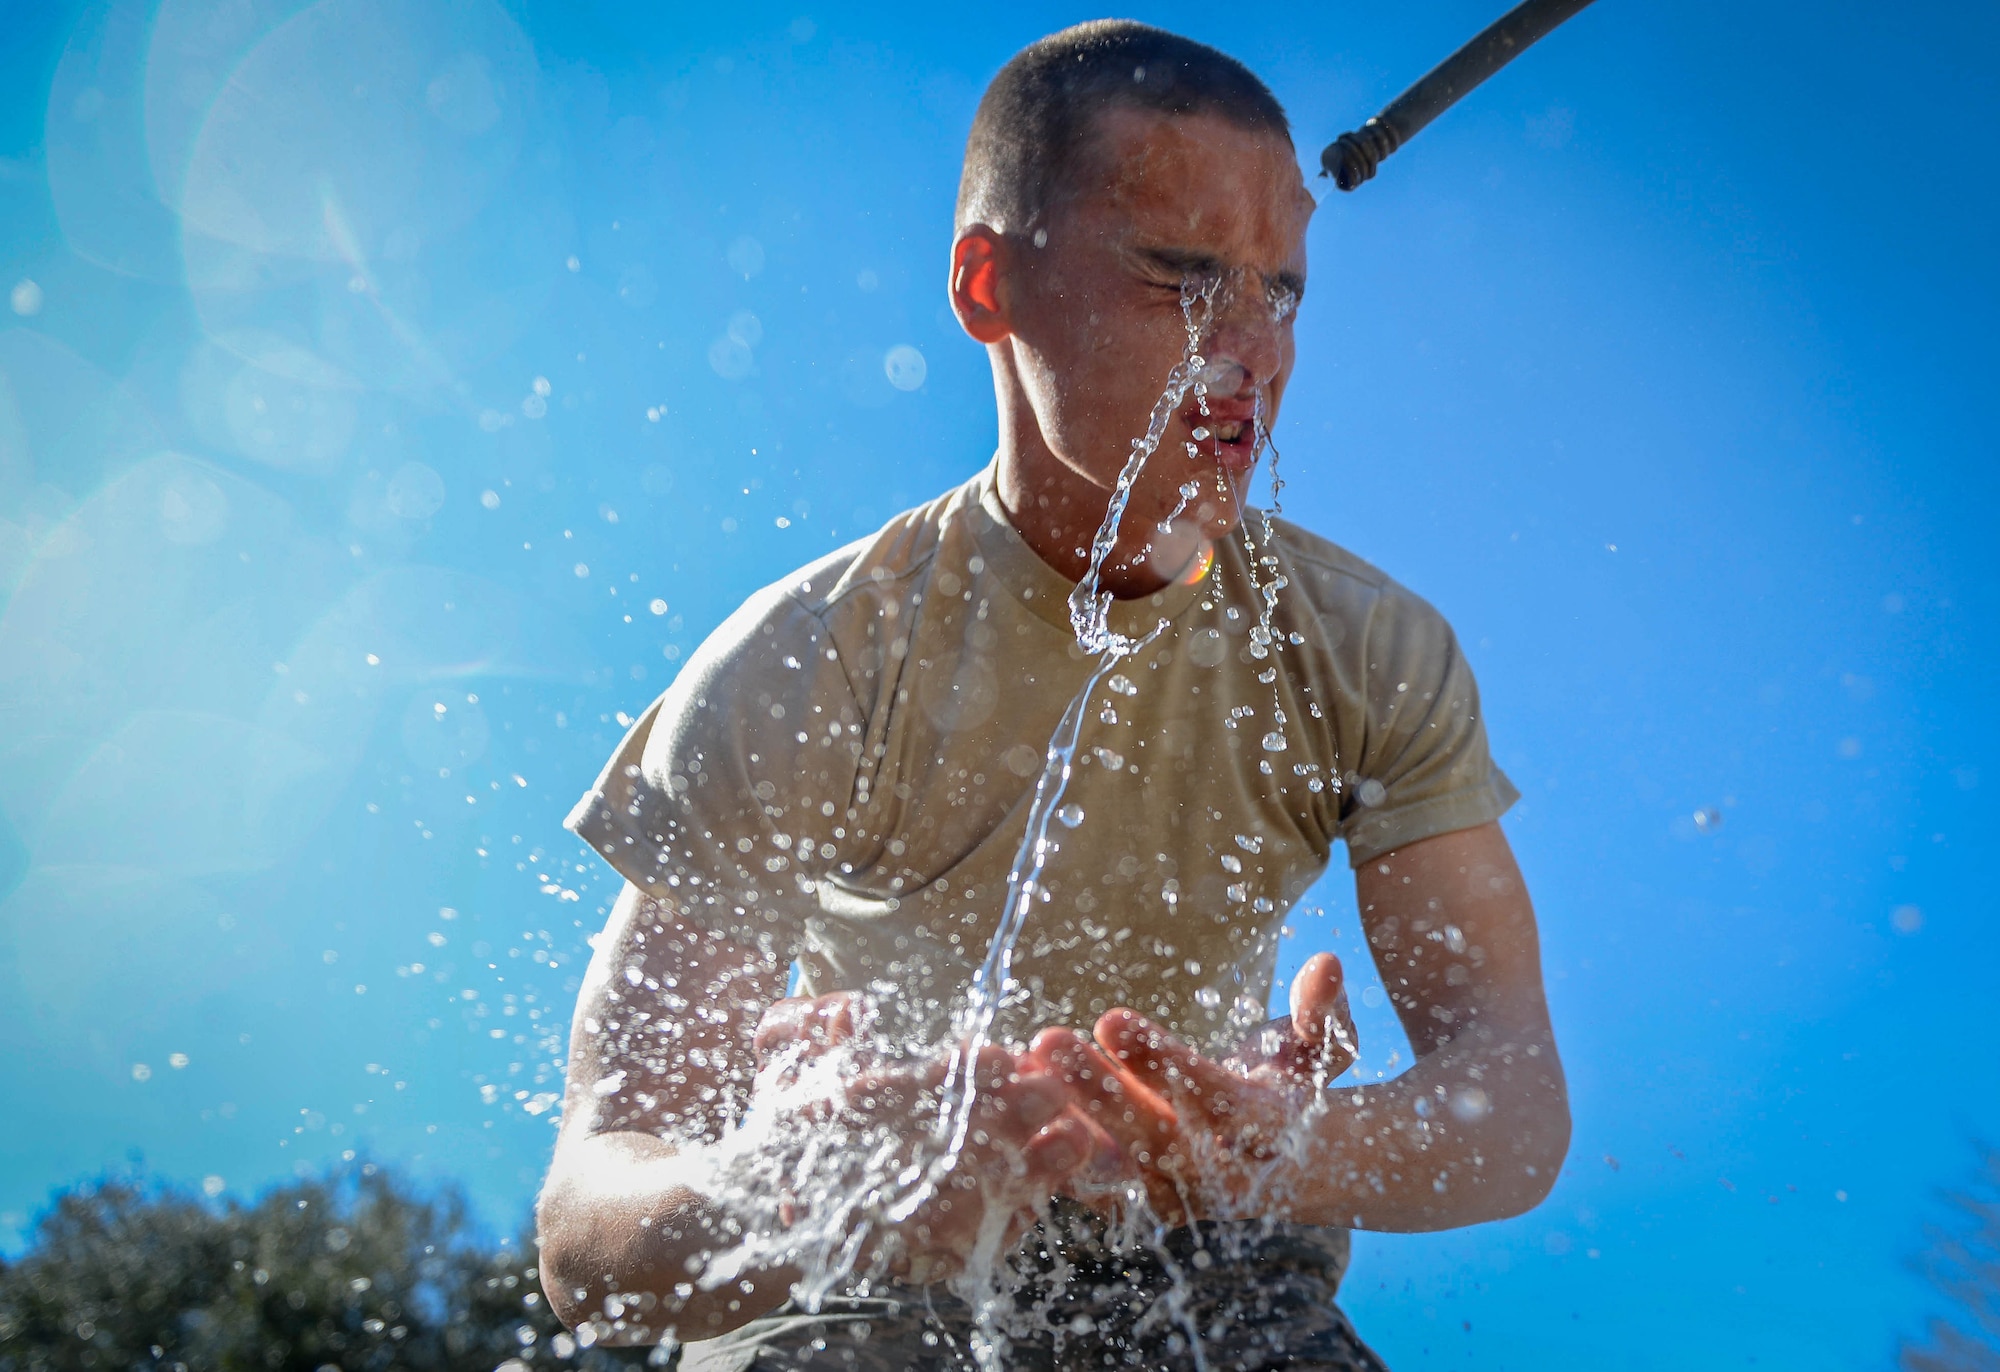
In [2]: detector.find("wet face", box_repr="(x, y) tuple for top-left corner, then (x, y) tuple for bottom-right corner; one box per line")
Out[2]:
(970, 106), (1313, 585)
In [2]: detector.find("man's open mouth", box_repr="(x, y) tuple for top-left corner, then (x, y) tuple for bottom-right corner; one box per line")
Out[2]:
(1186, 406), (1261, 472)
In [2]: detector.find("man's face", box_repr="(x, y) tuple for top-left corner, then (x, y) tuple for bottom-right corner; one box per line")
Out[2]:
(1005, 106), (1314, 559)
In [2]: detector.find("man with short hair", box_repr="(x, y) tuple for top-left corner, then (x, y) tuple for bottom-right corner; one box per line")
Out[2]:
(539, 21), (1569, 1371)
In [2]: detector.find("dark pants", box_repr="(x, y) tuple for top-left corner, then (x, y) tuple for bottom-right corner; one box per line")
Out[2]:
(672, 1204), (1389, 1372)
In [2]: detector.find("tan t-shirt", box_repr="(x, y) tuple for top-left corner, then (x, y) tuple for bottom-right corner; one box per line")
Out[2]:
(570, 465), (1516, 1052)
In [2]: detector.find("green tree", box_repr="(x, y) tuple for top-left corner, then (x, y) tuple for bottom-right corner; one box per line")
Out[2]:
(1901, 1146), (2000, 1371)
(0, 1166), (640, 1372)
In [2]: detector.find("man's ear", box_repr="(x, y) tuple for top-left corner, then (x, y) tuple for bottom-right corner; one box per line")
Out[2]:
(949, 227), (1011, 345)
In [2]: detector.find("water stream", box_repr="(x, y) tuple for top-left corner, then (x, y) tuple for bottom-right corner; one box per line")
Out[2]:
(687, 272), (1322, 1366)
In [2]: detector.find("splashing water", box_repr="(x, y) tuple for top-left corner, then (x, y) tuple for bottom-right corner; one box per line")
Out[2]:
(1159, 479), (1202, 534)
(684, 271), (1316, 1369)
(916, 275), (1227, 1305)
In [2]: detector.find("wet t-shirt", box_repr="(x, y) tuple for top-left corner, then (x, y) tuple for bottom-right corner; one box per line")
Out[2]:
(569, 465), (1517, 1052)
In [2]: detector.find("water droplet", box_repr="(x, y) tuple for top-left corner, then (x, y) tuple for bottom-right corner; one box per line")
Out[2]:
(884, 344), (927, 391)
(1108, 673), (1138, 696)
(1196, 355), (1246, 393)
(1003, 743), (1041, 777)
(1192, 427), (1210, 441)
(1262, 730), (1289, 752)
(1057, 803), (1084, 828)
(386, 461), (445, 519)
(1692, 806), (1723, 832)
(1187, 628), (1227, 668)
(1194, 987), (1222, 1009)
(727, 235), (766, 279)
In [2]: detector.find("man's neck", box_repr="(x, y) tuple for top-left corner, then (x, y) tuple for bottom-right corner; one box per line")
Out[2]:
(989, 370), (1179, 599)
(993, 452), (1180, 600)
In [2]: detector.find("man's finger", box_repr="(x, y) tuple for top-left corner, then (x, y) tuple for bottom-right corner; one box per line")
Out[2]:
(1034, 1027), (1176, 1148)
(984, 1068), (1068, 1137)
(752, 996), (815, 1057)
(753, 991), (864, 1059)
(970, 1042), (1020, 1095)
(1093, 1009), (1247, 1125)
(1021, 1114), (1090, 1177)
(1289, 953), (1345, 1049)
(1066, 1107), (1129, 1183)
(1282, 952), (1358, 1079)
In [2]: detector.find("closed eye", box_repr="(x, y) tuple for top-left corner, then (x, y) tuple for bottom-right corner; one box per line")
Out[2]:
(1134, 247), (1225, 292)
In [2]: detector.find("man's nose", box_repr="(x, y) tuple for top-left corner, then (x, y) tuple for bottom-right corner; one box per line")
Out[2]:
(1202, 290), (1286, 392)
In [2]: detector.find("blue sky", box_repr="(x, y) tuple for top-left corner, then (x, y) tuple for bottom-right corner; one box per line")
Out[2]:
(1, 0), (1995, 1366)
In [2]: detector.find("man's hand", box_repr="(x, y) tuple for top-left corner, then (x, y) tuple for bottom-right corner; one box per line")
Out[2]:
(751, 992), (1120, 1280)
(1029, 953), (1358, 1225)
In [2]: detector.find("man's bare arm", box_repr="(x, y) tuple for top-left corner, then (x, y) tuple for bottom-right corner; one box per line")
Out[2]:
(1092, 820), (1569, 1230)
(537, 883), (793, 1341)
(537, 884), (1113, 1343)
(1325, 818), (1570, 1227)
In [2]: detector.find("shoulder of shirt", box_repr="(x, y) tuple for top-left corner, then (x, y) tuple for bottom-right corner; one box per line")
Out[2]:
(1263, 514), (1456, 638)
(1262, 515), (1390, 589)
(749, 480), (968, 622)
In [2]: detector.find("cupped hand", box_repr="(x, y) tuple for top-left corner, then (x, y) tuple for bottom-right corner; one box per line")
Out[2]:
(749, 992), (1120, 1280)
(1030, 953), (1359, 1225)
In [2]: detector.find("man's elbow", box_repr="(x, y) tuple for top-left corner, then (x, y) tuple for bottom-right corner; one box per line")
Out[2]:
(1491, 1085), (1571, 1218)
(534, 1181), (599, 1331)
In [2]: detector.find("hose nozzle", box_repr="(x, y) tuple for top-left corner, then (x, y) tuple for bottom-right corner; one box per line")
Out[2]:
(1320, 0), (1599, 193)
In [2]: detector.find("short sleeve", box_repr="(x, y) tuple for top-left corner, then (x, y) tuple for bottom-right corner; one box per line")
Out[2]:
(1337, 585), (1518, 867)
(566, 585), (866, 955)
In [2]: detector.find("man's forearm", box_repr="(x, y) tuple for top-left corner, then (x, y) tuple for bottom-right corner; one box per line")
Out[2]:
(1276, 1023), (1569, 1231)
(538, 1131), (799, 1342)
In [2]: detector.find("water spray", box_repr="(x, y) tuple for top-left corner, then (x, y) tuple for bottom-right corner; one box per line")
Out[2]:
(1321, 0), (1601, 192)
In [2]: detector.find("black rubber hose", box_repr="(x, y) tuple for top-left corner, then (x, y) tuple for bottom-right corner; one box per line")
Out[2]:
(1321, 0), (1600, 191)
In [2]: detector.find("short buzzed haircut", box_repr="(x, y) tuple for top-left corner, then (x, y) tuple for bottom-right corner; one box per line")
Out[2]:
(956, 21), (1291, 234)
